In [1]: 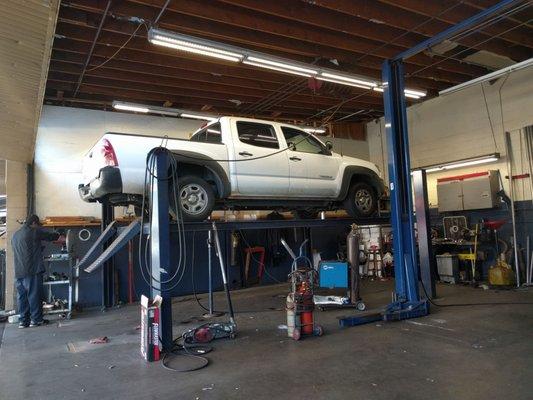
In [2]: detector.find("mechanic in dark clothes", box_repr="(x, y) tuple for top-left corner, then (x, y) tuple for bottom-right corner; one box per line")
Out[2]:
(12, 215), (61, 328)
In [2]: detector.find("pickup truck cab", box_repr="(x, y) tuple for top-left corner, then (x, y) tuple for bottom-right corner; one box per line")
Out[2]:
(79, 116), (385, 221)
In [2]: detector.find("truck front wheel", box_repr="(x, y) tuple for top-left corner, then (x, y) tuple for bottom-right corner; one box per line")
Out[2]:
(171, 175), (215, 222)
(344, 182), (377, 218)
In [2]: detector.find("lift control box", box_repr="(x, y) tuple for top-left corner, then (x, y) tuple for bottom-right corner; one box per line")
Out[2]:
(318, 261), (349, 289)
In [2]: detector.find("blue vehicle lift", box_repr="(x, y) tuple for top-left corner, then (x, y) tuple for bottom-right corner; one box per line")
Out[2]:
(340, 0), (519, 327)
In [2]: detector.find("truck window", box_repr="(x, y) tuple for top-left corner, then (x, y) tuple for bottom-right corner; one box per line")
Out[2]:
(190, 123), (222, 143)
(281, 127), (326, 154)
(236, 121), (279, 149)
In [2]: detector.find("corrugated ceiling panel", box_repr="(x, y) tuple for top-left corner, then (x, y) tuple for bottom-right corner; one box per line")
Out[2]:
(0, 0), (59, 163)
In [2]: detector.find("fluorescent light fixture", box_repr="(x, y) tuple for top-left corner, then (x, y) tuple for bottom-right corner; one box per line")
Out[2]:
(246, 56), (318, 75)
(243, 60), (314, 77)
(439, 57), (533, 96)
(148, 28), (244, 62)
(404, 88), (426, 97)
(150, 38), (242, 62)
(303, 127), (326, 134)
(373, 86), (426, 98)
(320, 72), (377, 87)
(180, 113), (217, 122)
(421, 153), (500, 173)
(112, 101), (180, 116)
(113, 103), (149, 113)
(317, 77), (374, 90)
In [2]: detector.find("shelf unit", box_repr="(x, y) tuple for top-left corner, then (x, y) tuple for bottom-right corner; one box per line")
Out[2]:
(43, 254), (79, 319)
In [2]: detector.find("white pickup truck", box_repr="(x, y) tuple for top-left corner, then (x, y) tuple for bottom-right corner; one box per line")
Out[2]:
(79, 116), (385, 221)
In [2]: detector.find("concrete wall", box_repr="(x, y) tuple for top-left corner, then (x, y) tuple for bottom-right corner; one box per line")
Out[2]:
(367, 66), (533, 207)
(35, 106), (369, 217)
(4, 161), (28, 310)
(34, 106), (204, 218)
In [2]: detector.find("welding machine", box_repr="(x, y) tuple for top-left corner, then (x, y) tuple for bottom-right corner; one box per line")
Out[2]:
(318, 261), (349, 289)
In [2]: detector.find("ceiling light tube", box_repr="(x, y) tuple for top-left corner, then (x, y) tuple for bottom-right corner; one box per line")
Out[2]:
(180, 113), (218, 121)
(113, 101), (180, 116)
(404, 93), (422, 99)
(373, 87), (384, 92)
(320, 72), (377, 87)
(113, 103), (149, 113)
(317, 77), (374, 90)
(303, 127), (326, 134)
(421, 153), (500, 173)
(151, 34), (244, 60)
(404, 88), (426, 97)
(242, 60), (313, 77)
(439, 57), (533, 96)
(150, 39), (242, 62)
(246, 56), (318, 75)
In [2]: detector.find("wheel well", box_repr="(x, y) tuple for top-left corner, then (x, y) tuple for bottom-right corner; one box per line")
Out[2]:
(348, 174), (379, 196)
(173, 163), (223, 198)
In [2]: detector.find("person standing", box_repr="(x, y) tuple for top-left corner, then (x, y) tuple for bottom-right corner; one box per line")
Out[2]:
(11, 215), (60, 328)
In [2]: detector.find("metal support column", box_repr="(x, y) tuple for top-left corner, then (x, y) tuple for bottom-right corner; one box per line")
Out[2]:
(149, 148), (173, 351)
(381, 60), (429, 320)
(101, 200), (115, 308)
(412, 169), (437, 298)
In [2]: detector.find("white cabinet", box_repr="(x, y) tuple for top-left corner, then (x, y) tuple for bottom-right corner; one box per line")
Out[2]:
(437, 170), (500, 212)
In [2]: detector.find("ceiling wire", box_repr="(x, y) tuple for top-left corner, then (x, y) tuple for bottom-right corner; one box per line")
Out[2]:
(480, 83), (499, 153)
(86, 22), (147, 73)
(73, 0), (112, 97)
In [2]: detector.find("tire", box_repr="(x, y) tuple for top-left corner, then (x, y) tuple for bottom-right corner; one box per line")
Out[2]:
(292, 210), (319, 219)
(171, 175), (215, 222)
(344, 182), (377, 218)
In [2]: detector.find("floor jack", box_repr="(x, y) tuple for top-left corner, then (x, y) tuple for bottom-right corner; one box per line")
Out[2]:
(281, 238), (323, 340)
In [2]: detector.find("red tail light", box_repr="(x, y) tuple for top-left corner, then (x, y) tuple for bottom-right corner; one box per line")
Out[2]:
(100, 139), (118, 166)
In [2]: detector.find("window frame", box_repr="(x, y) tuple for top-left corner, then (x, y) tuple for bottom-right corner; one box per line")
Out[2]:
(189, 122), (223, 144)
(280, 126), (331, 156)
(235, 121), (280, 149)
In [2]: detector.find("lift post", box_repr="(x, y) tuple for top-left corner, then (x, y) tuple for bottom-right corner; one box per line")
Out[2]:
(380, 59), (429, 321)
(340, 0), (517, 327)
(149, 148), (173, 351)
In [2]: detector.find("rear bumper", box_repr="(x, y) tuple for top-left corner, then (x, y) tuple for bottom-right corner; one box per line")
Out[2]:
(78, 166), (122, 202)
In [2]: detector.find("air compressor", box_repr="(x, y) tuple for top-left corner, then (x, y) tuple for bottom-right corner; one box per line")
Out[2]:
(281, 238), (323, 340)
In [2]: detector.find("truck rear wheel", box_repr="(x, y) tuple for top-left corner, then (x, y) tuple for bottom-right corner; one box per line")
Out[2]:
(344, 182), (377, 218)
(171, 175), (215, 222)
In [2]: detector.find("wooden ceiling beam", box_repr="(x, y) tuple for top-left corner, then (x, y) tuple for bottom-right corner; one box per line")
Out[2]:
(47, 68), (384, 108)
(54, 21), (452, 90)
(376, 0), (533, 48)
(47, 74), (384, 114)
(46, 81), (340, 118)
(219, 0), (530, 62)
(64, 0), (489, 80)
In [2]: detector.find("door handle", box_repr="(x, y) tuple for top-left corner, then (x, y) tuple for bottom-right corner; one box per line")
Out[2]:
(239, 151), (253, 157)
(289, 156), (301, 161)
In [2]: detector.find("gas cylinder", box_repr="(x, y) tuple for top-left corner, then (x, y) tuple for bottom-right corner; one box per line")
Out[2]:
(347, 224), (360, 300)
(286, 293), (299, 340)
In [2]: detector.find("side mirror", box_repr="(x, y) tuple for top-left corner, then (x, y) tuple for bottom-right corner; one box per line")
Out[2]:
(287, 141), (296, 151)
(325, 141), (333, 151)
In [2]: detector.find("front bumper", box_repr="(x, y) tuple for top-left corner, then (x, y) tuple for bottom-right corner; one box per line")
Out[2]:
(78, 166), (123, 202)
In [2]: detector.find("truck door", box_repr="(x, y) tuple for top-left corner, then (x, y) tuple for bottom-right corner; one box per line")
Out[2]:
(280, 127), (340, 197)
(231, 120), (289, 196)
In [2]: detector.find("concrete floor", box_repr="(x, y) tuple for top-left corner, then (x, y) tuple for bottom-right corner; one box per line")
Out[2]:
(1, 281), (532, 400)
